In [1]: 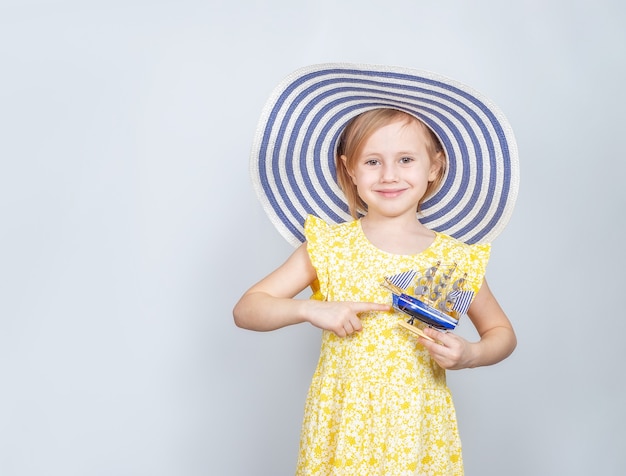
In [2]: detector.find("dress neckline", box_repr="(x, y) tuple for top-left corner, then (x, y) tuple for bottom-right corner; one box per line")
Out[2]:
(356, 219), (439, 258)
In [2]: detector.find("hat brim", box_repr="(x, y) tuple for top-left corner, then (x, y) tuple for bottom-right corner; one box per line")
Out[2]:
(250, 63), (519, 246)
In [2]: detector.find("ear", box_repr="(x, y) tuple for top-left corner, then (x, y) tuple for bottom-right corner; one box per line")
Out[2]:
(428, 152), (444, 182)
(341, 155), (357, 184)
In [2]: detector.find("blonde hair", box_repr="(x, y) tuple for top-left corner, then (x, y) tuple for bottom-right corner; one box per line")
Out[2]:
(335, 109), (447, 218)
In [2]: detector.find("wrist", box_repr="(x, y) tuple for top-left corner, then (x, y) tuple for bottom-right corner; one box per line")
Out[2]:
(465, 342), (481, 369)
(295, 298), (315, 325)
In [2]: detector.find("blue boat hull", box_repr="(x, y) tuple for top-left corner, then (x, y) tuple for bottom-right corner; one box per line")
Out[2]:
(392, 293), (458, 331)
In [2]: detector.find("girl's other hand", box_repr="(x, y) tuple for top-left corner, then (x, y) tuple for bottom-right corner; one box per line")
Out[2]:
(308, 301), (391, 338)
(418, 279), (517, 369)
(419, 327), (475, 370)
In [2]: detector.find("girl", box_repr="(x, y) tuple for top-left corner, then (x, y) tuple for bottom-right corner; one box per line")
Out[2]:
(234, 64), (519, 475)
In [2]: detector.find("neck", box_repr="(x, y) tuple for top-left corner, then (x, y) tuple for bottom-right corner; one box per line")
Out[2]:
(360, 213), (435, 255)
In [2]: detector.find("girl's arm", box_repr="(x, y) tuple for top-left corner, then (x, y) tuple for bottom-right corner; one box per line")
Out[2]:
(233, 243), (390, 336)
(233, 243), (316, 331)
(420, 278), (517, 370)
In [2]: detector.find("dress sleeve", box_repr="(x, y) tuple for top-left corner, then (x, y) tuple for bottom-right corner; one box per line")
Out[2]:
(304, 215), (330, 301)
(438, 239), (491, 317)
(462, 242), (492, 296)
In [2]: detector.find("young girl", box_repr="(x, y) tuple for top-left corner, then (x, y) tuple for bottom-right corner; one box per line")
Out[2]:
(234, 64), (519, 475)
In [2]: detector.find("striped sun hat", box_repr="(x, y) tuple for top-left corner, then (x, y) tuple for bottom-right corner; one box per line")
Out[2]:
(250, 63), (519, 246)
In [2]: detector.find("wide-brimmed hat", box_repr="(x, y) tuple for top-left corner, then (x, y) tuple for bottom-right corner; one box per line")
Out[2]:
(250, 63), (519, 246)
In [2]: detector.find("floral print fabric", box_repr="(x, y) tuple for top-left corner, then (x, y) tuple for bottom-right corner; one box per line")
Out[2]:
(296, 216), (490, 475)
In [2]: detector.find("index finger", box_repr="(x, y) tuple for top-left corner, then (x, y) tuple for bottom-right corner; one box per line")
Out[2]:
(351, 301), (391, 314)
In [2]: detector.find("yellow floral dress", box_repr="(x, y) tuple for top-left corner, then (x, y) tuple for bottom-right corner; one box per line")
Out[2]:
(296, 216), (490, 476)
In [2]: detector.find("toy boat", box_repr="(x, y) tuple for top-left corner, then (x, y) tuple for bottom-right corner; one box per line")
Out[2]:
(383, 261), (475, 337)
(391, 293), (458, 330)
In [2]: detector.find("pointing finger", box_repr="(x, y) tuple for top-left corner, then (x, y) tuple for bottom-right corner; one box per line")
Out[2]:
(351, 301), (391, 314)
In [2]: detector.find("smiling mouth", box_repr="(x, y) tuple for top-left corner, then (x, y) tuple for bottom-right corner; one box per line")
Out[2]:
(376, 189), (405, 198)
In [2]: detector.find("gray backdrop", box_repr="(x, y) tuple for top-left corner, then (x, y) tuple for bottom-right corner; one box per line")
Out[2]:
(1, 1), (624, 475)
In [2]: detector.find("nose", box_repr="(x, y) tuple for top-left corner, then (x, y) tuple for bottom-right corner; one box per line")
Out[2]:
(380, 162), (399, 182)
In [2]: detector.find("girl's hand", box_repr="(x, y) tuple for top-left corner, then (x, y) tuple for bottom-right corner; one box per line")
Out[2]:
(416, 279), (517, 369)
(419, 327), (476, 370)
(307, 300), (391, 338)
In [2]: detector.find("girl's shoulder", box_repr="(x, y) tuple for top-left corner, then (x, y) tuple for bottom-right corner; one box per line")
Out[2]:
(434, 232), (491, 256)
(304, 215), (359, 242)
(431, 233), (492, 290)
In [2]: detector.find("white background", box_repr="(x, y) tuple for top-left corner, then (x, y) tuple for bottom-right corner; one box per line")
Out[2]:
(1, 1), (625, 475)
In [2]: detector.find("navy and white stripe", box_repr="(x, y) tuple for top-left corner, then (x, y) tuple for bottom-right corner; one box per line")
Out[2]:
(449, 290), (475, 315)
(385, 270), (418, 291)
(250, 63), (519, 246)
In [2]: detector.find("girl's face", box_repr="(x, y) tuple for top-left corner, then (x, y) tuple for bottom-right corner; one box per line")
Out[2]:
(343, 118), (441, 220)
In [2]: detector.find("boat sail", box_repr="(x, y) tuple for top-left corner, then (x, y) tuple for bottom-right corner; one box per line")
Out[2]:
(383, 261), (475, 334)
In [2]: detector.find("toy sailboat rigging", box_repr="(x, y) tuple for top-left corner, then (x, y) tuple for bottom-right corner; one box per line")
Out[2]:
(382, 261), (475, 340)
